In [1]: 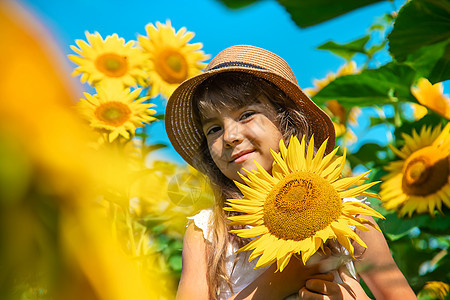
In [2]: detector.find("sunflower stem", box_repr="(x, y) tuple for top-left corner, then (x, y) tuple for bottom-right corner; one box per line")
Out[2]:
(392, 102), (403, 128)
(374, 105), (394, 144)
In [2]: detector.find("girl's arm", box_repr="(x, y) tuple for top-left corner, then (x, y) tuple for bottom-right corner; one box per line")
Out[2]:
(354, 215), (417, 299)
(177, 223), (341, 300)
(176, 223), (209, 300)
(177, 222), (384, 300)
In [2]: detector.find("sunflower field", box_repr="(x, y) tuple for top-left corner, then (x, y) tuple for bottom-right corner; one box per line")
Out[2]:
(1, 0), (449, 299)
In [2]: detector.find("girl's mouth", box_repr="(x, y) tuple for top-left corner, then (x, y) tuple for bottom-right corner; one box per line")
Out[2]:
(231, 150), (254, 164)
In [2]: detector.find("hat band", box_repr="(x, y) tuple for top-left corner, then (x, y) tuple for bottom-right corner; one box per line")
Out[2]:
(209, 61), (266, 71)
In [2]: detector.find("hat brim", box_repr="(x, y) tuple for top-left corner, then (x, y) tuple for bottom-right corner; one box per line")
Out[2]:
(165, 66), (335, 167)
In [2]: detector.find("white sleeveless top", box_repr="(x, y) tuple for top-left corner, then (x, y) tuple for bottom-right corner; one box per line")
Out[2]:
(188, 197), (365, 300)
(188, 209), (268, 299)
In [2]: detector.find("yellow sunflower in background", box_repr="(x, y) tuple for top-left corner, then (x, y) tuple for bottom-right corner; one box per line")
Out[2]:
(77, 83), (157, 142)
(418, 281), (450, 300)
(327, 100), (361, 145)
(411, 78), (450, 120)
(68, 32), (148, 87)
(304, 62), (361, 144)
(409, 102), (428, 121)
(137, 20), (210, 99)
(304, 61), (359, 97)
(225, 136), (384, 272)
(380, 123), (450, 217)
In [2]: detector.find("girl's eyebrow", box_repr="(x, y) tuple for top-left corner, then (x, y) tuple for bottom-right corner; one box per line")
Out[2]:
(201, 116), (217, 126)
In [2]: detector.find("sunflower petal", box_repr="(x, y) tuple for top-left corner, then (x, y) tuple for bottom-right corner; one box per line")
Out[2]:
(325, 148), (347, 182)
(305, 135), (315, 171)
(311, 138), (328, 172)
(331, 171), (370, 191)
(271, 150), (289, 175)
(338, 181), (380, 199)
(230, 225), (269, 238)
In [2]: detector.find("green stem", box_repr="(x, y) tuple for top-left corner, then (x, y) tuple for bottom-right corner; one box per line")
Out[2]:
(374, 105), (395, 144)
(392, 102), (403, 128)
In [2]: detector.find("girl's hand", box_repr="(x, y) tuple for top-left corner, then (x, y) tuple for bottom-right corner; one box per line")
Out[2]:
(228, 247), (343, 300)
(254, 249), (340, 299)
(298, 266), (371, 300)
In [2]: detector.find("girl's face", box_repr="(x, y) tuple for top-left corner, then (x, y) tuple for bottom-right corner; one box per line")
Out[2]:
(200, 96), (283, 183)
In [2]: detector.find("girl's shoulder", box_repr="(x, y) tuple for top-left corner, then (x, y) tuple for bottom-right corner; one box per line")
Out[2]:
(187, 208), (214, 243)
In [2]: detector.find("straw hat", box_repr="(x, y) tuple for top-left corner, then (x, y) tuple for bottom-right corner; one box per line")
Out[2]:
(165, 45), (335, 167)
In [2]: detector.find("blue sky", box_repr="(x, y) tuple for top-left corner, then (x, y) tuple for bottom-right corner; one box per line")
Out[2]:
(17, 0), (421, 164)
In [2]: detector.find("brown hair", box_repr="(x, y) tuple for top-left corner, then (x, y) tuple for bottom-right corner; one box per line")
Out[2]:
(191, 72), (311, 299)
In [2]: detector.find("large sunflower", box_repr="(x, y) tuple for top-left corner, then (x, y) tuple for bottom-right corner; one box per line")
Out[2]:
(225, 136), (384, 272)
(77, 84), (156, 142)
(68, 32), (147, 87)
(137, 20), (209, 100)
(380, 123), (450, 217)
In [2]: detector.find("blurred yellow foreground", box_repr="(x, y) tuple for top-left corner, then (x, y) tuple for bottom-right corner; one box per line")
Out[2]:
(0, 1), (181, 299)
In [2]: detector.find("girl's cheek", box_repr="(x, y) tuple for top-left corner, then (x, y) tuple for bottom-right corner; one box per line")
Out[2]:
(208, 141), (221, 161)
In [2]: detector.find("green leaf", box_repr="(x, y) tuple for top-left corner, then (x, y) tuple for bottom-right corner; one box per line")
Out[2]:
(404, 38), (449, 81)
(217, 0), (259, 9)
(369, 116), (395, 127)
(146, 143), (167, 153)
(168, 254), (183, 271)
(276, 0), (384, 28)
(317, 35), (370, 60)
(428, 41), (450, 83)
(427, 255), (450, 281)
(388, 0), (450, 62)
(351, 142), (386, 165)
(380, 212), (430, 241)
(420, 213), (450, 233)
(369, 24), (384, 31)
(312, 62), (417, 106)
(169, 239), (184, 251)
(393, 114), (445, 142)
(367, 41), (386, 57)
(153, 113), (165, 121)
(369, 12), (395, 32)
(387, 236), (435, 285)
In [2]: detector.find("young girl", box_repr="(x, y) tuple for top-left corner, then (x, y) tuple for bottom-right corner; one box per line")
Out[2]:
(165, 45), (416, 299)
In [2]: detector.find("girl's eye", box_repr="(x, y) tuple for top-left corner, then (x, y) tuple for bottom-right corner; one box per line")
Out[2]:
(240, 111), (255, 120)
(206, 125), (221, 135)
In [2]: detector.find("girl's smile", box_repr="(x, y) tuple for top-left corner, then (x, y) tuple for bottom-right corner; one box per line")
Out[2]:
(231, 149), (254, 164)
(200, 96), (283, 183)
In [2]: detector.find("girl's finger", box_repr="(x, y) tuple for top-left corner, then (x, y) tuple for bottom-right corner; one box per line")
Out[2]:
(338, 265), (371, 299)
(299, 287), (330, 300)
(338, 265), (355, 282)
(306, 279), (341, 296)
(319, 246), (332, 256)
(308, 273), (334, 282)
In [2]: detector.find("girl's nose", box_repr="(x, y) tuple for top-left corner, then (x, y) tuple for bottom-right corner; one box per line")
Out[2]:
(223, 120), (243, 148)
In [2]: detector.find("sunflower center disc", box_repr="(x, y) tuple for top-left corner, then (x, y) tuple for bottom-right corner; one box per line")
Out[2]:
(402, 146), (449, 196)
(155, 48), (188, 84)
(95, 53), (128, 77)
(264, 171), (342, 241)
(95, 101), (131, 126)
